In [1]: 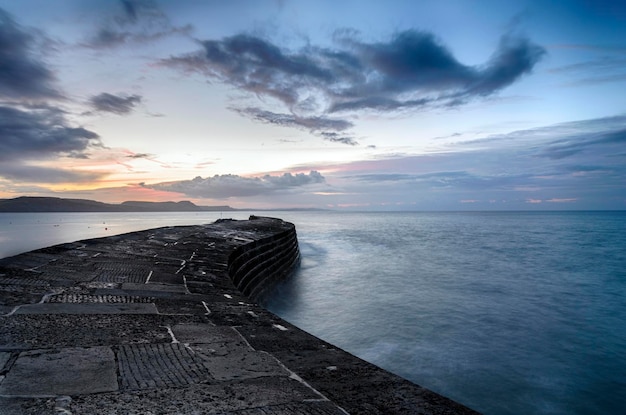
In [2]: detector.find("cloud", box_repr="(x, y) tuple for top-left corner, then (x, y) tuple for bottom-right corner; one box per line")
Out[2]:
(0, 162), (104, 183)
(84, 0), (191, 49)
(280, 114), (625, 209)
(318, 132), (358, 146)
(161, 30), (544, 142)
(0, 8), (61, 100)
(536, 124), (626, 160)
(88, 92), (142, 115)
(0, 105), (100, 161)
(463, 36), (546, 96)
(126, 152), (152, 159)
(548, 48), (626, 86)
(144, 171), (325, 199)
(348, 170), (534, 191)
(120, 0), (140, 22)
(232, 107), (358, 145)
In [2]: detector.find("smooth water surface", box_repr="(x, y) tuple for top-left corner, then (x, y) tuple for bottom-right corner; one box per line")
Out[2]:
(263, 211), (626, 415)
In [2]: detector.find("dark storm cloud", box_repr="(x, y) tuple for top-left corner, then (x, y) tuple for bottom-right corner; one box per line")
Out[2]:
(331, 33), (545, 110)
(0, 8), (61, 99)
(88, 92), (142, 115)
(161, 29), (545, 142)
(86, 0), (191, 49)
(165, 34), (336, 107)
(0, 106), (100, 161)
(145, 171), (325, 199)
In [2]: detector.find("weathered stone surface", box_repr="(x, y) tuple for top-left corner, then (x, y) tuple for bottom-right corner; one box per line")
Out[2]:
(67, 377), (331, 414)
(121, 282), (188, 293)
(170, 323), (239, 344)
(12, 302), (159, 314)
(194, 344), (289, 381)
(0, 314), (180, 349)
(0, 351), (11, 369)
(117, 343), (213, 390)
(0, 397), (56, 415)
(0, 346), (118, 397)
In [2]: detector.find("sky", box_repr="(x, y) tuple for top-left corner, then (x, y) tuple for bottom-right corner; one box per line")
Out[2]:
(0, 0), (625, 210)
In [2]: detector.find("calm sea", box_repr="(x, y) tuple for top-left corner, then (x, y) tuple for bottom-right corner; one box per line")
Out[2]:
(2, 211), (625, 414)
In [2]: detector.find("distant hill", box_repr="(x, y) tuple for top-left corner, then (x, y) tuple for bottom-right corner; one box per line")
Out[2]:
(0, 197), (235, 212)
(119, 200), (233, 212)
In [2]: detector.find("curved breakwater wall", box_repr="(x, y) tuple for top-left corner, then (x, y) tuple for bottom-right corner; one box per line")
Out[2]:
(228, 216), (300, 301)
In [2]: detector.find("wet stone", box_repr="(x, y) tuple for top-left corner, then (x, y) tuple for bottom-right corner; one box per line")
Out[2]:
(0, 351), (11, 369)
(12, 302), (159, 315)
(117, 343), (213, 391)
(0, 276), (50, 287)
(93, 268), (149, 284)
(0, 314), (181, 349)
(170, 323), (240, 344)
(68, 377), (327, 414)
(154, 299), (208, 315)
(122, 282), (188, 294)
(0, 397), (56, 415)
(192, 344), (289, 381)
(45, 293), (154, 303)
(0, 346), (118, 397)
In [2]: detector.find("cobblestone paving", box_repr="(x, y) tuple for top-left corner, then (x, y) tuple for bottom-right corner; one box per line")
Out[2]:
(0, 276), (50, 286)
(93, 266), (150, 284)
(46, 294), (154, 303)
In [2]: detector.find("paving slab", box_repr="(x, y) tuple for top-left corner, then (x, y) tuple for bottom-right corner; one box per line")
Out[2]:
(171, 323), (241, 344)
(12, 302), (158, 314)
(117, 343), (213, 391)
(193, 344), (289, 381)
(0, 314), (180, 349)
(148, 271), (184, 284)
(0, 346), (117, 397)
(122, 282), (188, 293)
(154, 298), (208, 315)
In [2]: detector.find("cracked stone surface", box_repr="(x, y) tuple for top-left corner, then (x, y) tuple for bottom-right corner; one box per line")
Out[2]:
(0, 217), (479, 414)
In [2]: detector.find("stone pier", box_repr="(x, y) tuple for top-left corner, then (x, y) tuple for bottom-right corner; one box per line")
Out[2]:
(0, 216), (479, 414)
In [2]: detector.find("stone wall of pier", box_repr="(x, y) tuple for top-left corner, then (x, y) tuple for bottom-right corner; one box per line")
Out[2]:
(228, 216), (300, 301)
